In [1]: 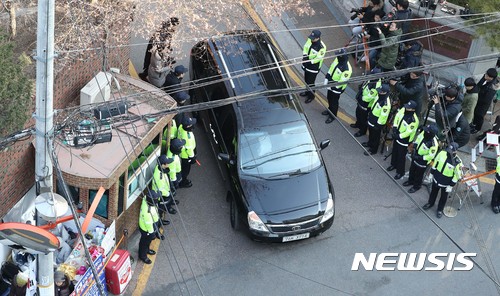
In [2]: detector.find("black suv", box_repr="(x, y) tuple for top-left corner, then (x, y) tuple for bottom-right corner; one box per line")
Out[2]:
(189, 30), (334, 242)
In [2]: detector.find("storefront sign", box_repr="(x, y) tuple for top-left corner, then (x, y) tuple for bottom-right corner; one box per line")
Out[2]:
(71, 255), (107, 296)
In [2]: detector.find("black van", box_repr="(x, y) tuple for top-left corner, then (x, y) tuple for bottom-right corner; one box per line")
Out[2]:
(189, 30), (334, 242)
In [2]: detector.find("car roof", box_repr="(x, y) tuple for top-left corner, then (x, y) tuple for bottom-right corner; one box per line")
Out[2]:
(209, 31), (305, 129)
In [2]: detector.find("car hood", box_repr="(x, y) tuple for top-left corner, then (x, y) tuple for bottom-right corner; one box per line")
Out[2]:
(240, 167), (330, 224)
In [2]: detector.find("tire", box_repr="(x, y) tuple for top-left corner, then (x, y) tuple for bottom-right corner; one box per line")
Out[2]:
(229, 193), (240, 230)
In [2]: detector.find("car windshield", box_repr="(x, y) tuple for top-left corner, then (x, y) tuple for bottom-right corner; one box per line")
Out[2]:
(239, 121), (321, 176)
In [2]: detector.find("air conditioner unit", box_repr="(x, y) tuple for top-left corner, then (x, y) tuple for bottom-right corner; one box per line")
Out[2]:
(80, 72), (113, 107)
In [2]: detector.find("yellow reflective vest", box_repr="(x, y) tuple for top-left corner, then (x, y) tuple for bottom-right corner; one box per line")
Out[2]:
(302, 39), (326, 71)
(138, 199), (159, 234)
(178, 125), (196, 159)
(152, 165), (171, 197)
(326, 58), (352, 93)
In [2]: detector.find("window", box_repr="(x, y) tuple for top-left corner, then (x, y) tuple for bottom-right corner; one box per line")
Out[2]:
(56, 181), (80, 205)
(89, 189), (109, 219)
(118, 174), (125, 216)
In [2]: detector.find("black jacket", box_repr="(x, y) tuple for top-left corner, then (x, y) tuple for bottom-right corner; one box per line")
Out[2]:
(477, 77), (498, 107)
(163, 71), (182, 95)
(395, 76), (425, 115)
(450, 113), (471, 148)
(435, 95), (463, 133)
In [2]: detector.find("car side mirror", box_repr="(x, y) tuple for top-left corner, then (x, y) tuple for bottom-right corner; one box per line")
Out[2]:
(218, 153), (235, 165)
(319, 139), (330, 150)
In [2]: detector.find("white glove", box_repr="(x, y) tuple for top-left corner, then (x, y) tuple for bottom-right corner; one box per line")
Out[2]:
(446, 186), (453, 193)
(323, 79), (328, 86)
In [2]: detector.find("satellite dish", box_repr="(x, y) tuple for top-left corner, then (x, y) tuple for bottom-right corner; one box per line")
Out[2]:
(0, 222), (59, 254)
(35, 192), (69, 221)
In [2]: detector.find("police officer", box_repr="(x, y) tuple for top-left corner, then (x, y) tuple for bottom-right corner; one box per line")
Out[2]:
(423, 142), (463, 218)
(491, 156), (500, 214)
(301, 30), (326, 104)
(178, 116), (197, 188)
(167, 138), (186, 189)
(404, 124), (439, 193)
(363, 83), (391, 155)
(387, 100), (419, 180)
(351, 68), (381, 136)
(323, 48), (353, 124)
(152, 155), (178, 220)
(138, 190), (163, 264)
(163, 64), (189, 99)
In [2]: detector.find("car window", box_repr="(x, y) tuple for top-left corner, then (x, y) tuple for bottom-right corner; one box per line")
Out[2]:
(239, 121), (320, 176)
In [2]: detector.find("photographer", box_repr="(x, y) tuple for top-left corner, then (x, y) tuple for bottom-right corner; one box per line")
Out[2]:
(398, 40), (423, 69)
(349, 0), (385, 41)
(389, 70), (425, 118)
(391, 0), (412, 40)
(375, 20), (402, 72)
(431, 86), (463, 140)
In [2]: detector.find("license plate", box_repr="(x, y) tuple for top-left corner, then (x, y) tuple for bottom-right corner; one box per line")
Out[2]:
(282, 233), (310, 242)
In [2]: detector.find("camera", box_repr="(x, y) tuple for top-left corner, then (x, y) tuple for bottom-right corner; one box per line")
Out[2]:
(350, 8), (363, 20)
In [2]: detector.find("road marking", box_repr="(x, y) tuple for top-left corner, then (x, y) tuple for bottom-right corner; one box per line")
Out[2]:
(241, 0), (353, 124)
(129, 60), (139, 79)
(132, 235), (160, 296)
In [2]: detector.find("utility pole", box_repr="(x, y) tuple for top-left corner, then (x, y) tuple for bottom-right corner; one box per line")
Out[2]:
(35, 0), (55, 295)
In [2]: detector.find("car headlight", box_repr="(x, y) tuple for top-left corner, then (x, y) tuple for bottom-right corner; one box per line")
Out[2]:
(320, 195), (334, 223)
(248, 211), (269, 232)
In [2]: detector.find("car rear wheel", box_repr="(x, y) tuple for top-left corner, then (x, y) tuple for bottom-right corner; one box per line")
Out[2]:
(229, 193), (240, 230)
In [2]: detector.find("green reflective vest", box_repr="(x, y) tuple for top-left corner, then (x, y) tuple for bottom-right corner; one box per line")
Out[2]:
(178, 125), (196, 159)
(371, 96), (391, 125)
(166, 149), (181, 182)
(413, 131), (439, 164)
(326, 58), (353, 92)
(432, 150), (463, 183)
(164, 119), (177, 140)
(152, 165), (171, 197)
(496, 156), (500, 183)
(302, 39), (326, 69)
(138, 199), (159, 233)
(393, 108), (419, 142)
(363, 80), (381, 109)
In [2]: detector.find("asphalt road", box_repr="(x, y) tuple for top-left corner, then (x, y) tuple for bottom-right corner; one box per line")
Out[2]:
(125, 1), (500, 295)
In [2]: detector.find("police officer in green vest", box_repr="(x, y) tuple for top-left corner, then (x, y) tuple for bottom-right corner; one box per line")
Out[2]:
(423, 142), (463, 218)
(300, 30), (326, 104)
(152, 155), (178, 220)
(490, 156), (500, 213)
(167, 138), (186, 189)
(351, 68), (381, 136)
(138, 190), (163, 264)
(322, 48), (353, 124)
(387, 100), (419, 180)
(404, 124), (439, 193)
(363, 84), (391, 155)
(178, 116), (197, 188)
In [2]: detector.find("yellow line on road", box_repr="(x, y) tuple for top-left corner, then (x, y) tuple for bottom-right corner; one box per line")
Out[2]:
(132, 236), (160, 296)
(129, 60), (139, 79)
(241, 0), (353, 124)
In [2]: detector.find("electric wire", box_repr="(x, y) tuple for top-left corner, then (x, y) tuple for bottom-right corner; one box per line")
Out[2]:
(54, 11), (500, 54)
(72, 4), (206, 293)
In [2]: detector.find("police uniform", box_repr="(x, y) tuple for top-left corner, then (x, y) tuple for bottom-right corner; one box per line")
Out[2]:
(404, 125), (439, 193)
(323, 49), (353, 124)
(138, 190), (162, 264)
(301, 30), (326, 103)
(364, 84), (391, 155)
(353, 76), (381, 136)
(387, 101), (419, 179)
(423, 143), (463, 218)
(163, 65), (188, 97)
(491, 156), (500, 213)
(152, 155), (177, 217)
(167, 138), (186, 189)
(178, 116), (197, 188)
